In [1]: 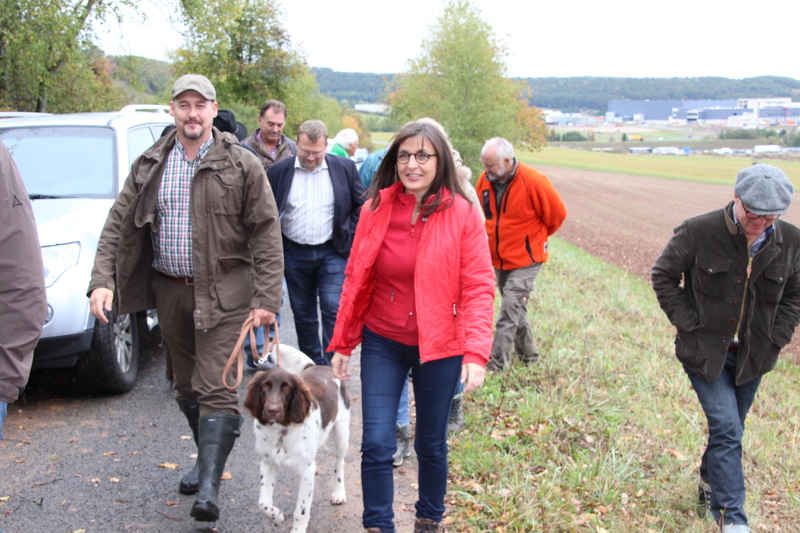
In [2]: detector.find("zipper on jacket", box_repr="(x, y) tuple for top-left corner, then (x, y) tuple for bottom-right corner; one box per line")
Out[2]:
(452, 303), (457, 316)
(390, 291), (395, 302)
(732, 256), (753, 344)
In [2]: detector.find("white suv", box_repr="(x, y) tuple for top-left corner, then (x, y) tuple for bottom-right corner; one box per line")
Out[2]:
(0, 107), (173, 394)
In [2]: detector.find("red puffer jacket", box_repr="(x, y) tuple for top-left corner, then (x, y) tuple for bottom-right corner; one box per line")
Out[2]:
(328, 182), (495, 366)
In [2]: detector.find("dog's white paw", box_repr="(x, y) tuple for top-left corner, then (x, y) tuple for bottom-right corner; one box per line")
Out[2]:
(331, 488), (346, 505)
(261, 504), (285, 525)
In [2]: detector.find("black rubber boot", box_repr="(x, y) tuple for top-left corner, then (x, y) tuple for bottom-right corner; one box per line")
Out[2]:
(176, 400), (200, 495)
(190, 413), (243, 522)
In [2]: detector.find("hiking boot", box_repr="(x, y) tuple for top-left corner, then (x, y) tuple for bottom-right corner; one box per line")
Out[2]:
(520, 352), (540, 365)
(392, 424), (412, 467)
(448, 394), (464, 433)
(246, 354), (276, 372)
(414, 517), (446, 532)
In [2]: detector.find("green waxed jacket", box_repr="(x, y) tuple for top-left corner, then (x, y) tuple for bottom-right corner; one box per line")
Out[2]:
(87, 128), (284, 330)
(652, 202), (800, 385)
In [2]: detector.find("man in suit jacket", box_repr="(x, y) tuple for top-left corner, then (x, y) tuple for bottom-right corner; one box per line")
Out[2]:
(268, 120), (365, 365)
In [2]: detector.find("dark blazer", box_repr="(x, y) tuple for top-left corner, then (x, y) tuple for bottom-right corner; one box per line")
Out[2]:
(267, 154), (365, 257)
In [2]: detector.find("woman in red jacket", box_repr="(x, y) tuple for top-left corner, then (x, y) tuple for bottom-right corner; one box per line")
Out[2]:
(329, 121), (495, 533)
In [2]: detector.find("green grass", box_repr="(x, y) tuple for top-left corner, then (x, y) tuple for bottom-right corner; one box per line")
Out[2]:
(447, 238), (800, 532)
(370, 131), (396, 145)
(518, 146), (800, 187)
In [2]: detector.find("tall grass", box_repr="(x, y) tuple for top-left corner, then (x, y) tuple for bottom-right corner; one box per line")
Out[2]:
(518, 146), (800, 187)
(447, 238), (800, 532)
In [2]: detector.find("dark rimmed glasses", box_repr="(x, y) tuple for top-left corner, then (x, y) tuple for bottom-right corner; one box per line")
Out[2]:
(397, 152), (437, 164)
(742, 203), (779, 221)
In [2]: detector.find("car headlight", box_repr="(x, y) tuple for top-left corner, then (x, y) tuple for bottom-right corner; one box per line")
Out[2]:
(42, 242), (81, 287)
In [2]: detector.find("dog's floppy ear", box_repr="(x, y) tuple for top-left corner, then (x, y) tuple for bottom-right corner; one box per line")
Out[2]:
(288, 374), (313, 424)
(243, 373), (264, 419)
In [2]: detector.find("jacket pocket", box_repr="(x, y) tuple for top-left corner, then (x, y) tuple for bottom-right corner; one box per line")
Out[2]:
(693, 253), (730, 298)
(757, 263), (788, 304)
(674, 329), (702, 368)
(210, 172), (244, 215)
(214, 256), (253, 311)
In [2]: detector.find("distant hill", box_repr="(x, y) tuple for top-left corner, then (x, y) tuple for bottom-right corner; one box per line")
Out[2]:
(108, 56), (173, 101)
(111, 61), (800, 115)
(312, 68), (394, 105)
(312, 69), (800, 114)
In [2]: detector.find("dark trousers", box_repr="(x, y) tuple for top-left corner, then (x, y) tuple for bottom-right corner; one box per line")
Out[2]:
(283, 238), (347, 366)
(153, 275), (248, 416)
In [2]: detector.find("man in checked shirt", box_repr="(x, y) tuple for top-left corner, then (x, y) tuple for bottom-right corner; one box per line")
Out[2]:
(87, 74), (283, 523)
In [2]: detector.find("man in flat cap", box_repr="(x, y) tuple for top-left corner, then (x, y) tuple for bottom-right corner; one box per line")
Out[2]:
(87, 74), (283, 522)
(652, 164), (800, 533)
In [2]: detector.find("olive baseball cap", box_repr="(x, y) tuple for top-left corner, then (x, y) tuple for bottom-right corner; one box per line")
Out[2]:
(735, 164), (794, 216)
(171, 74), (216, 101)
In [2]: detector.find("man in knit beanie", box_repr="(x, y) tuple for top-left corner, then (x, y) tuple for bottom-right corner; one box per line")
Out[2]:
(651, 164), (800, 533)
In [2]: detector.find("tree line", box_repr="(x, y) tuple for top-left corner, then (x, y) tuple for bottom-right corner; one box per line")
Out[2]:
(315, 72), (800, 114)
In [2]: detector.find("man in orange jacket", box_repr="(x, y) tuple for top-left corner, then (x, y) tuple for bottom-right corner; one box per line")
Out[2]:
(476, 137), (567, 370)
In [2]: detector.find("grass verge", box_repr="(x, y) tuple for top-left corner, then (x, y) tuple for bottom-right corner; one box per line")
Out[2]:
(447, 238), (800, 532)
(518, 146), (800, 187)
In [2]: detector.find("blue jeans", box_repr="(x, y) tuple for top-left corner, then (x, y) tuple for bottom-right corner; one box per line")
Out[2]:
(360, 327), (462, 531)
(0, 400), (7, 440)
(283, 239), (347, 366)
(684, 350), (761, 525)
(396, 375), (410, 426)
(245, 281), (285, 362)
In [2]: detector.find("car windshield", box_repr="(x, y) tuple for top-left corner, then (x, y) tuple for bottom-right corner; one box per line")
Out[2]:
(0, 126), (116, 199)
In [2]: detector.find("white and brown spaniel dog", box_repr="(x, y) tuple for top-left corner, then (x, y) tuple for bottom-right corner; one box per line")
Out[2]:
(243, 364), (350, 533)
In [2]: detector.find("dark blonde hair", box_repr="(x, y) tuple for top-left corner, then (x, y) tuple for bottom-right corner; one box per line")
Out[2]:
(369, 121), (466, 216)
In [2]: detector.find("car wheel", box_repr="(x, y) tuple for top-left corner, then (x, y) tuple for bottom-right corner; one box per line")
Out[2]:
(78, 312), (140, 394)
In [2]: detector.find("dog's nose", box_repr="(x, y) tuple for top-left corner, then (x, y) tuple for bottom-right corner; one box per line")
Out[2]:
(266, 405), (281, 418)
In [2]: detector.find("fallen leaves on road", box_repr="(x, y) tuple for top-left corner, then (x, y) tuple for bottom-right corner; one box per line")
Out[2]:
(159, 462), (179, 469)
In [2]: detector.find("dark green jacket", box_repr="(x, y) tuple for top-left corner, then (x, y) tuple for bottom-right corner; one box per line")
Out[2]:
(88, 128), (284, 329)
(652, 202), (800, 384)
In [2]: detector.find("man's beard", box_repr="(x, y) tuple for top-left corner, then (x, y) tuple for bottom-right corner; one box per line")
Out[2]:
(182, 123), (204, 140)
(300, 159), (321, 171)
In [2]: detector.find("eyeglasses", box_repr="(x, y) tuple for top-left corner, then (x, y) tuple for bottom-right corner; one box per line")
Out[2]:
(297, 148), (325, 159)
(397, 152), (437, 164)
(742, 203), (779, 221)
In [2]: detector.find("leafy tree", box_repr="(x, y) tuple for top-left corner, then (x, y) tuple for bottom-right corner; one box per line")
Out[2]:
(562, 131), (588, 142)
(0, 0), (128, 112)
(171, 0), (345, 135)
(387, 0), (546, 171)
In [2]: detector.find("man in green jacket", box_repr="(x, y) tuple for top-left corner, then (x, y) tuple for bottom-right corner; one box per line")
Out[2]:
(652, 164), (800, 533)
(88, 74), (283, 523)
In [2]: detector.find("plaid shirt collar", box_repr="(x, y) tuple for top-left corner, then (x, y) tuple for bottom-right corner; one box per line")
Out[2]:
(174, 132), (215, 163)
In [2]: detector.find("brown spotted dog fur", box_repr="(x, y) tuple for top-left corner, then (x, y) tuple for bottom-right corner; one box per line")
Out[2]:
(243, 365), (350, 533)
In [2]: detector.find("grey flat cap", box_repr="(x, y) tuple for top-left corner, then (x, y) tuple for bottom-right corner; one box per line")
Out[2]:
(734, 164), (794, 216)
(172, 74), (216, 101)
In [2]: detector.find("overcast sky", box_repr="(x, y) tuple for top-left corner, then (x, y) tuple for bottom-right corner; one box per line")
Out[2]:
(97, 0), (800, 82)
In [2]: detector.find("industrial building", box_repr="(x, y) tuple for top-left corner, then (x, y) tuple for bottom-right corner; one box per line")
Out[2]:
(607, 97), (800, 126)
